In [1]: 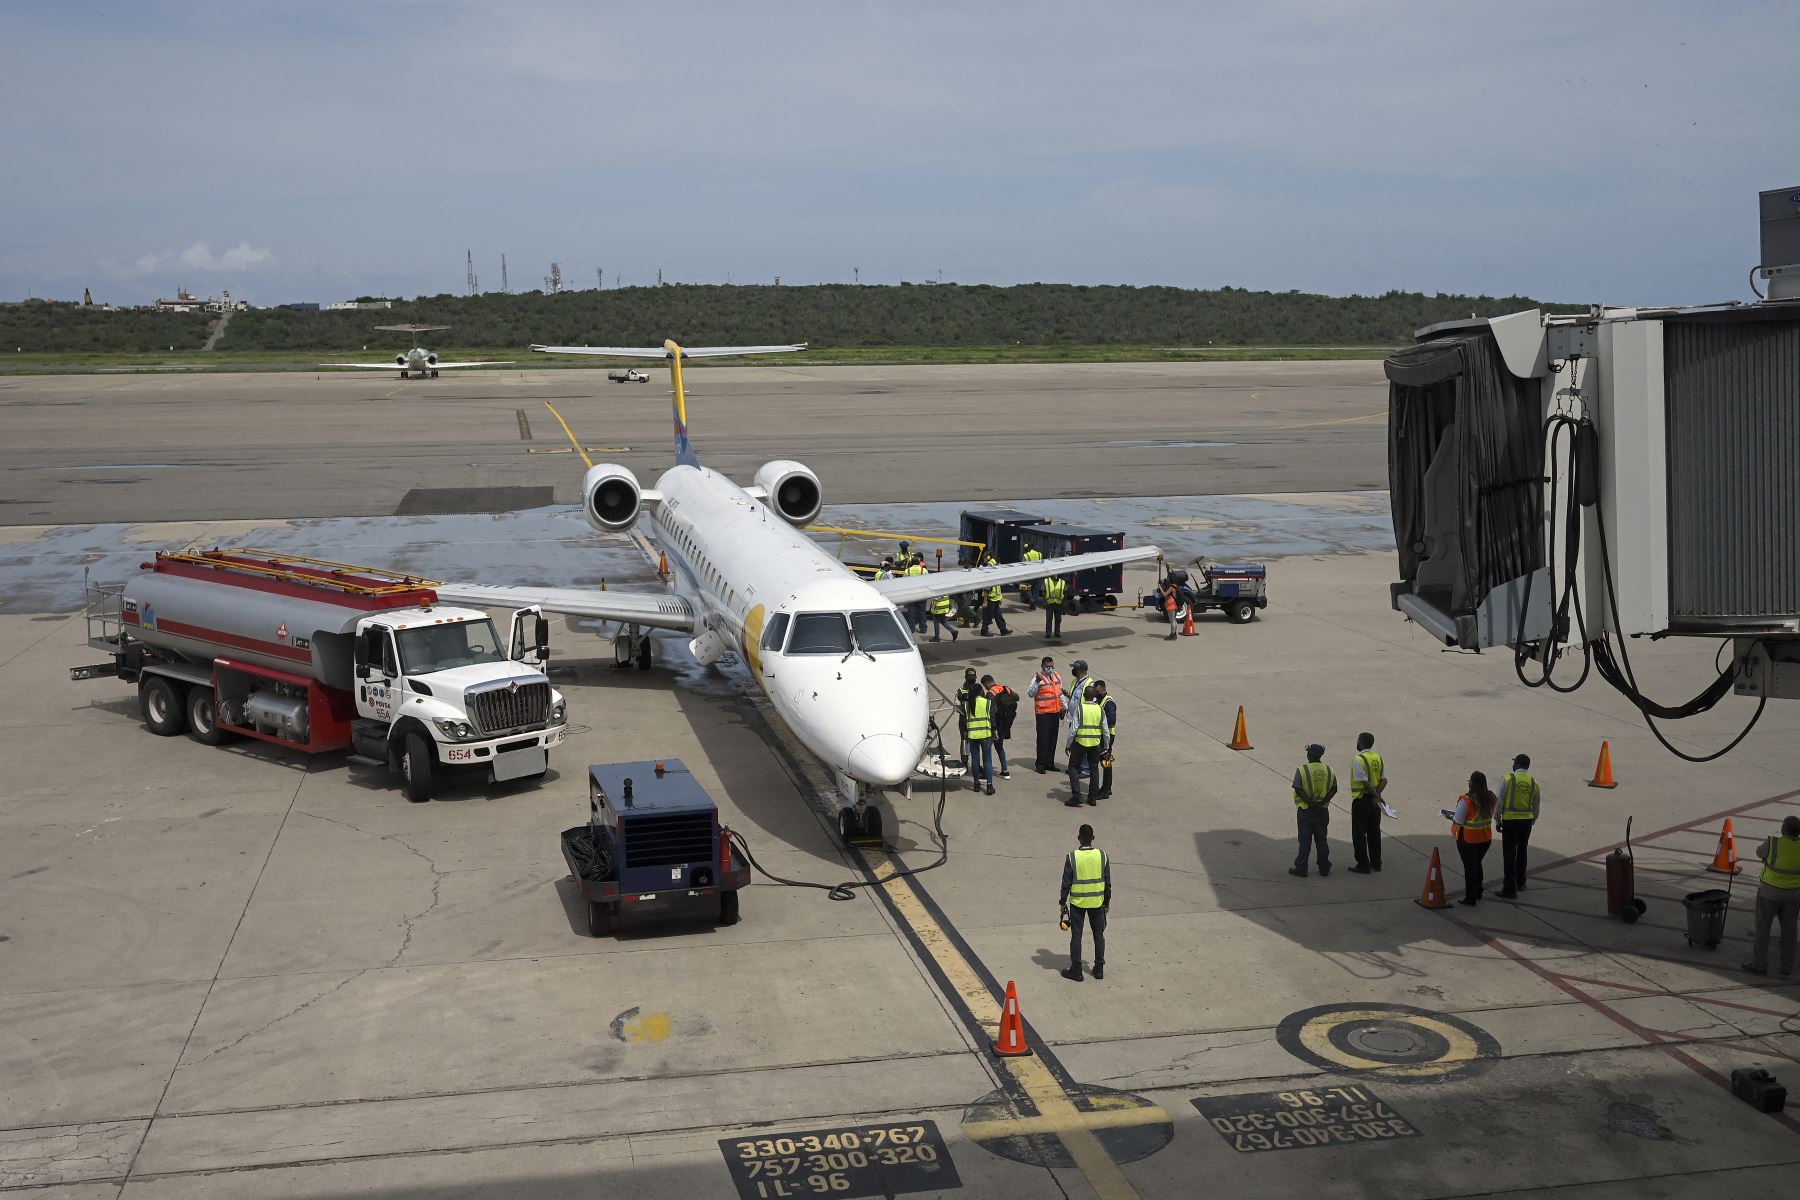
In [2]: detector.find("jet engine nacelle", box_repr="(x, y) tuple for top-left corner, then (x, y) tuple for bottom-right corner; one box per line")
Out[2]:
(582, 463), (643, 533)
(425, 352), (438, 366)
(395, 354), (408, 366)
(753, 460), (823, 526)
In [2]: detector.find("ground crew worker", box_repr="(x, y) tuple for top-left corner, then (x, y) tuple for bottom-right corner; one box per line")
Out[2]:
(903, 554), (928, 633)
(1745, 814), (1800, 977)
(1091, 680), (1118, 800)
(983, 673), (1018, 780)
(1065, 659), (1092, 709)
(1042, 575), (1068, 640)
(1060, 823), (1110, 981)
(1022, 546), (1044, 608)
(956, 666), (979, 766)
(1288, 743), (1336, 877)
(1028, 656), (1064, 774)
(874, 556), (895, 581)
(1066, 687), (1110, 807)
(980, 577), (1011, 636)
(927, 592), (958, 642)
(1447, 771), (1496, 906)
(1160, 579), (1181, 640)
(964, 683), (997, 795)
(1348, 732), (1387, 874)
(1496, 753), (1540, 898)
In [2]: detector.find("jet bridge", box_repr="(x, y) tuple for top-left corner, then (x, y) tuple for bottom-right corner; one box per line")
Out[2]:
(1386, 187), (1800, 756)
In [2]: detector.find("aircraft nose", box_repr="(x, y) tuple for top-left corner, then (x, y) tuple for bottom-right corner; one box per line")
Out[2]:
(846, 733), (920, 787)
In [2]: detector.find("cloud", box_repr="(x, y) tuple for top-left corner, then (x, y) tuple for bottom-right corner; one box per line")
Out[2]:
(125, 241), (275, 275)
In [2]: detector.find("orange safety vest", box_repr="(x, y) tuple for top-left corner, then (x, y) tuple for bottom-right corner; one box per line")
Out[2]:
(1453, 794), (1493, 845)
(1034, 670), (1064, 715)
(1162, 587), (1177, 612)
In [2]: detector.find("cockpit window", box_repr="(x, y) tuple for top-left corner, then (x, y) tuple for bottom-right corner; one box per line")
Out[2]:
(787, 612), (852, 655)
(761, 612), (791, 653)
(850, 610), (912, 652)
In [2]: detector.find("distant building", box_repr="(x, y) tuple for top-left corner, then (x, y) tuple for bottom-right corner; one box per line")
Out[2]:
(326, 299), (394, 310)
(154, 288), (209, 314)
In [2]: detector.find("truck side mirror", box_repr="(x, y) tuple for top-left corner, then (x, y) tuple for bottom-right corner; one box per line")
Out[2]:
(355, 663), (370, 680)
(535, 615), (550, 652)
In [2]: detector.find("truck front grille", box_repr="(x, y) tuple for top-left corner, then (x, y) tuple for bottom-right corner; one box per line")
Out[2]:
(622, 812), (714, 868)
(468, 681), (550, 734)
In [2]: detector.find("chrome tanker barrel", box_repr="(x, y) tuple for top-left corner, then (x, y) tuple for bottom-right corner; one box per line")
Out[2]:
(119, 570), (368, 687)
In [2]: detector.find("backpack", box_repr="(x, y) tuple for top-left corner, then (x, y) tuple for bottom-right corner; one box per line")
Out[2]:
(991, 686), (1020, 730)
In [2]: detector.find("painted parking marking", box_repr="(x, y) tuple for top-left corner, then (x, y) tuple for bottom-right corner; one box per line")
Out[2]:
(718, 1119), (959, 1199)
(962, 1082), (1172, 1168)
(1277, 1003), (1499, 1082)
(1193, 1085), (1420, 1154)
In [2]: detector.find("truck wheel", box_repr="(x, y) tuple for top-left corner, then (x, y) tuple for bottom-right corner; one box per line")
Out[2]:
(400, 732), (434, 803)
(587, 899), (614, 936)
(141, 677), (185, 737)
(718, 889), (740, 926)
(1227, 601), (1254, 624)
(186, 688), (229, 746)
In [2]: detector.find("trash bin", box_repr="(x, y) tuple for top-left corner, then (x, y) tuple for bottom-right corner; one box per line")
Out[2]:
(1683, 888), (1730, 948)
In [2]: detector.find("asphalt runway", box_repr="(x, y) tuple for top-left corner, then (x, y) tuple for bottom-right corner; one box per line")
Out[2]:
(5, 362), (1799, 1198)
(0, 361), (1389, 525)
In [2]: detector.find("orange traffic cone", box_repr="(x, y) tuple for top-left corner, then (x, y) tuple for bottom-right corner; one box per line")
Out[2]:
(1181, 607), (1197, 636)
(992, 980), (1032, 1057)
(1415, 847), (1451, 909)
(1587, 741), (1618, 789)
(1228, 706), (1253, 751)
(1707, 819), (1742, 875)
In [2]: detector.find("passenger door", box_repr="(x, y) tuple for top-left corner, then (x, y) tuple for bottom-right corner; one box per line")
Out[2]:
(353, 623), (399, 722)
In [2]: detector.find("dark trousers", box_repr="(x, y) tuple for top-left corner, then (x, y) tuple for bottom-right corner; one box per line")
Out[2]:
(1500, 819), (1534, 891)
(1456, 837), (1490, 902)
(1068, 744), (1102, 800)
(906, 602), (927, 633)
(1069, 905), (1106, 968)
(1294, 806), (1330, 873)
(1351, 795), (1382, 869)
(1044, 605), (1063, 638)
(981, 599), (1009, 635)
(1750, 885), (1800, 974)
(1035, 712), (1061, 770)
(1098, 752), (1113, 798)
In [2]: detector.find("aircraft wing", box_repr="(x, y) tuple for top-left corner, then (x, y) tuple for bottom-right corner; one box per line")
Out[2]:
(868, 546), (1163, 606)
(430, 360), (515, 368)
(319, 362), (413, 369)
(530, 343), (807, 359)
(432, 583), (697, 633)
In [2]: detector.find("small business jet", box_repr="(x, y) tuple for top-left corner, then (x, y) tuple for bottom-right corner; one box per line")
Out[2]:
(435, 340), (1158, 797)
(321, 324), (514, 379)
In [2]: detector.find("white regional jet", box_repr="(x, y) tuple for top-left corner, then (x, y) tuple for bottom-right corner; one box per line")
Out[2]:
(321, 325), (514, 379)
(434, 340), (1159, 798)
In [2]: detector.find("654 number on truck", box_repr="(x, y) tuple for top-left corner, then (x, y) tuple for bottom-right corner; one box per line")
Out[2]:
(72, 549), (568, 802)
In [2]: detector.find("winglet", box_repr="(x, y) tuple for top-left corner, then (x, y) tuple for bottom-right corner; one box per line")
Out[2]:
(665, 339), (698, 466)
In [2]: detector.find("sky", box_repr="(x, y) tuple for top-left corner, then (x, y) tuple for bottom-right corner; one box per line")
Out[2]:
(3, 1), (1793, 307)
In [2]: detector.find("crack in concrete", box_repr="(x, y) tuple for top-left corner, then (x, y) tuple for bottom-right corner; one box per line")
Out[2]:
(188, 971), (366, 1067)
(303, 812), (449, 967)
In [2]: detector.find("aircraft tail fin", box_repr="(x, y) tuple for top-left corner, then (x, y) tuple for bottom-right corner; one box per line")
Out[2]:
(665, 339), (699, 467)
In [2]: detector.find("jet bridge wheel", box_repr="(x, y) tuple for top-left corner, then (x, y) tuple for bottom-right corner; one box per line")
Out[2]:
(140, 676), (185, 737)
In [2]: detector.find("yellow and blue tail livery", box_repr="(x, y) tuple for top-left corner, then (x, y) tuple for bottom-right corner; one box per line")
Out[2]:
(527, 340), (808, 468)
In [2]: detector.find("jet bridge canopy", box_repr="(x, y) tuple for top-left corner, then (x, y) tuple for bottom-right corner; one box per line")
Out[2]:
(1385, 329), (1544, 647)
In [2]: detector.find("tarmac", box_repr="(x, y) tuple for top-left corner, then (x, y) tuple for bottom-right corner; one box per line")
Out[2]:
(2, 363), (1797, 1198)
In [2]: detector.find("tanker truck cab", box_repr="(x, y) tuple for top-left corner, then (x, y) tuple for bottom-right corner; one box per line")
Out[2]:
(348, 604), (568, 801)
(76, 550), (566, 804)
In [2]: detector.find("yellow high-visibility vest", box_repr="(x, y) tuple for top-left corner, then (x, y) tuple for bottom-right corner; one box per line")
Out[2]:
(966, 694), (993, 740)
(1762, 836), (1800, 891)
(1352, 750), (1384, 799)
(1500, 771), (1540, 820)
(1293, 762), (1335, 809)
(1068, 847), (1107, 908)
(1072, 700), (1106, 747)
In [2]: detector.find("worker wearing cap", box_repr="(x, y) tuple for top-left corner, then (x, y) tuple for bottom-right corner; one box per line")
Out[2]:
(1496, 753), (1541, 899)
(1289, 743), (1337, 878)
(1347, 732), (1387, 875)
(1745, 814), (1800, 977)
(1091, 680), (1118, 800)
(979, 575), (1011, 637)
(1066, 685), (1110, 807)
(1028, 656), (1065, 773)
(1059, 823), (1110, 981)
(873, 556), (894, 581)
(1042, 575), (1068, 641)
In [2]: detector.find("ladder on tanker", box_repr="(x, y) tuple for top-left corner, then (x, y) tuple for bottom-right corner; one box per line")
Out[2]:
(154, 548), (443, 597)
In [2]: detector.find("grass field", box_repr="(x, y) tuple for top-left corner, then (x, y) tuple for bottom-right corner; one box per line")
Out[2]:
(0, 343), (1394, 374)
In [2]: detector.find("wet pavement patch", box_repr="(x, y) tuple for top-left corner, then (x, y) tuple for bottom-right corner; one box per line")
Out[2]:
(1606, 1102), (1672, 1139)
(961, 1082), (1172, 1167)
(396, 486), (556, 515)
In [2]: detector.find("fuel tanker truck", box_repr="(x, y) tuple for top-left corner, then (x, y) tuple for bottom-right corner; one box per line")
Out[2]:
(72, 549), (568, 802)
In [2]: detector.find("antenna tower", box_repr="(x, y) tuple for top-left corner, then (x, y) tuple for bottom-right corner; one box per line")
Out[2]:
(595, 267), (602, 290)
(501, 254), (509, 294)
(466, 250), (478, 296)
(549, 263), (563, 294)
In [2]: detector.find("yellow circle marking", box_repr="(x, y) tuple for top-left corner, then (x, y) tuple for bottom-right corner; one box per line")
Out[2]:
(1295, 1008), (1480, 1078)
